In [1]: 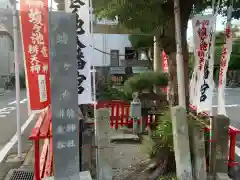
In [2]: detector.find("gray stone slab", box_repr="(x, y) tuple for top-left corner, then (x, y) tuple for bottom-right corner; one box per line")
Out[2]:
(50, 12), (80, 179)
(216, 173), (231, 180)
(42, 171), (92, 180)
(210, 115), (230, 175)
(109, 134), (140, 142)
(188, 125), (207, 180)
(171, 106), (193, 180)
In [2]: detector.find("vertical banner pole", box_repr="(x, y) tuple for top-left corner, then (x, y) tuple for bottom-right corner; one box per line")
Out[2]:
(174, 0), (186, 108)
(89, 0), (100, 177)
(92, 68), (99, 178)
(218, 0), (234, 116)
(12, 0), (22, 158)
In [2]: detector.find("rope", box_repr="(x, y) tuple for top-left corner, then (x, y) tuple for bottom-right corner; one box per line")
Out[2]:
(89, 40), (157, 57)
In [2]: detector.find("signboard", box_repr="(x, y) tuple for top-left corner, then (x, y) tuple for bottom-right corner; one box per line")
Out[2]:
(121, 60), (150, 67)
(132, 67), (150, 73)
(19, 0), (51, 112)
(109, 67), (126, 74)
(192, 15), (216, 114)
(65, 0), (92, 105)
(111, 75), (124, 85)
(50, 12), (80, 179)
(110, 50), (119, 66)
(218, 25), (233, 115)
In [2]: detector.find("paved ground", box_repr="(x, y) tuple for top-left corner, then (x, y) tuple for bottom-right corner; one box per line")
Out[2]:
(0, 89), (38, 180)
(96, 108), (149, 180)
(0, 90), (29, 152)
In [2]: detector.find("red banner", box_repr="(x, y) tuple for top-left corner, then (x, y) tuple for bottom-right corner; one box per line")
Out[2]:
(161, 50), (168, 94)
(20, 0), (51, 112)
(162, 50), (168, 72)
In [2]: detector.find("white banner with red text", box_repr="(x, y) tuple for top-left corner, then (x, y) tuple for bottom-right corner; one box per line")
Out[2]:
(218, 26), (233, 115)
(65, 0), (93, 105)
(192, 14), (216, 114)
(19, 0), (51, 113)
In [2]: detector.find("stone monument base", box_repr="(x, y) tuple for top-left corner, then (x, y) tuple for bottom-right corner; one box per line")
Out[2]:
(41, 171), (92, 180)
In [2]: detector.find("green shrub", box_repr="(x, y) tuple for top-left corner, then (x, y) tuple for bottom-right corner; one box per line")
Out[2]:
(158, 174), (177, 180)
(123, 71), (168, 97)
(97, 80), (131, 101)
(150, 110), (173, 158)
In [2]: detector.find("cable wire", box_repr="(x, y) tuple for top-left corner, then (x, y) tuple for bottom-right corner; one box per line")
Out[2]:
(90, 39), (157, 56)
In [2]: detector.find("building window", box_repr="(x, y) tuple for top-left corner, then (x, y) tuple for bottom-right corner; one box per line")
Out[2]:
(125, 47), (137, 60)
(110, 50), (119, 66)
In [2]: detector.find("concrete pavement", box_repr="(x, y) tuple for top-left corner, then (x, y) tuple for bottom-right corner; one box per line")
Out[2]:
(0, 90), (29, 153)
(0, 90), (37, 180)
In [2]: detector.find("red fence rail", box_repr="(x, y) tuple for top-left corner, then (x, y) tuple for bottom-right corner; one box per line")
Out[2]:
(29, 107), (53, 180)
(94, 100), (151, 130)
(189, 104), (240, 166)
(95, 100), (240, 167)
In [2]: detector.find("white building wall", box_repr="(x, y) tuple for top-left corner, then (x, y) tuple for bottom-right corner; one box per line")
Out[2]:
(0, 34), (14, 76)
(93, 33), (132, 66)
(93, 17), (132, 67)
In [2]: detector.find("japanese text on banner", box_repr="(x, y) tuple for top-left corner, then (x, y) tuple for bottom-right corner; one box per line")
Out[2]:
(192, 15), (216, 114)
(65, 0), (92, 105)
(20, 0), (51, 112)
(218, 26), (233, 115)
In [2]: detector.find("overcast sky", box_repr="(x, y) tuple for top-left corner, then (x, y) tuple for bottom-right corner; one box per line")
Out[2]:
(187, 8), (240, 40)
(187, 15), (240, 39)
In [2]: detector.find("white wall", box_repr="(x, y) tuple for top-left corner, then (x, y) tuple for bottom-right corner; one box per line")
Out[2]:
(93, 33), (132, 66)
(0, 34), (14, 76)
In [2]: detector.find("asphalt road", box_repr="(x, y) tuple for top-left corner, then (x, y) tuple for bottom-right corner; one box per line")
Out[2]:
(212, 88), (240, 140)
(0, 90), (29, 151)
(211, 88), (240, 168)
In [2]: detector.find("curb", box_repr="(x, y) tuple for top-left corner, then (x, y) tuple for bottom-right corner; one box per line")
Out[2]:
(0, 113), (38, 180)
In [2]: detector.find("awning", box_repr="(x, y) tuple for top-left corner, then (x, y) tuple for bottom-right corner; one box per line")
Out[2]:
(109, 67), (126, 75)
(132, 67), (150, 74)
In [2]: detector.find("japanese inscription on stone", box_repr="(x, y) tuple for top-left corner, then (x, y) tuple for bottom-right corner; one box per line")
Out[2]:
(50, 12), (80, 180)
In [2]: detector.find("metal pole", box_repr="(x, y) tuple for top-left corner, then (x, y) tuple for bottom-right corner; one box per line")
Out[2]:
(173, 0), (186, 108)
(12, 0), (22, 158)
(226, 0), (234, 26)
(89, 0), (100, 179)
(50, 0), (53, 11)
(79, 119), (83, 171)
(153, 36), (161, 72)
(103, 19), (107, 66)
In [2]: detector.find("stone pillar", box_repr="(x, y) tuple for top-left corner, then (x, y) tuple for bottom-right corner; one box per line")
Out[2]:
(171, 106), (193, 180)
(210, 115), (230, 176)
